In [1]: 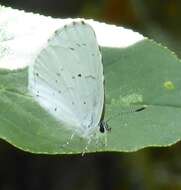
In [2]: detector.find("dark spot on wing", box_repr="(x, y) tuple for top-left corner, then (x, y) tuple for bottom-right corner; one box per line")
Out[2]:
(55, 30), (59, 35)
(70, 47), (75, 51)
(78, 74), (82, 77)
(76, 43), (81, 47)
(85, 75), (96, 80)
(47, 38), (51, 43)
(83, 101), (86, 105)
(35, 73), (39, 77)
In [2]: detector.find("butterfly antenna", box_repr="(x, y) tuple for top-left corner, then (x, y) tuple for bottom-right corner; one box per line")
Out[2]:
(106, 105), (147, 123)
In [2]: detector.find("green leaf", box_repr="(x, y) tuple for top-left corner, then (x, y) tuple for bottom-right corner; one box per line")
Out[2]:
(1, 39), (181, 154)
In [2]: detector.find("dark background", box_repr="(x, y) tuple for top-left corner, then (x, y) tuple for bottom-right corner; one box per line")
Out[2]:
(0, 0), (181, 189)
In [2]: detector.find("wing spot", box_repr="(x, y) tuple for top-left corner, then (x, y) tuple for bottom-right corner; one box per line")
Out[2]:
(78, 74), (82, 77)
(70, 47), (75, 51)
(55, 30), (59, 35)
(76, 43), (81, 47)
(35, 73), (39, 77)
(85, 75), (96, 80)
(83, 101), (86, 105)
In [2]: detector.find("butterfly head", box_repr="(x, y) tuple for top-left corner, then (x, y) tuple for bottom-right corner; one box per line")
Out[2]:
(99, 121), (111, 133)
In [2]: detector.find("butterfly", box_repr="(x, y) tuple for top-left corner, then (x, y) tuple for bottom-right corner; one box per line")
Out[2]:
(28, 21), (109, 150)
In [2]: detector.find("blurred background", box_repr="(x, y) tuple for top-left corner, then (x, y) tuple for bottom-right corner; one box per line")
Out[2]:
(0, 0), (181, 189)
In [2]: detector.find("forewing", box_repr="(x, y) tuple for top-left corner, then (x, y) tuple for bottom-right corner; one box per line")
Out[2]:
(28, 21), (104, 135)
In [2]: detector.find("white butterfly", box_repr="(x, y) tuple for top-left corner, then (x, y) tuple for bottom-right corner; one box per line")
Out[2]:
(28, 21), (109, 149)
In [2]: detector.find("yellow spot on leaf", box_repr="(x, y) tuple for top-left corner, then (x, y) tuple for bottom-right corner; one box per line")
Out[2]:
(164, 81), (175, 90)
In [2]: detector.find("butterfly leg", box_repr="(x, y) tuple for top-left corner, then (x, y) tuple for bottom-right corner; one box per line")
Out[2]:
(60, 133), (75, 148)
(82, 137), (92, 156)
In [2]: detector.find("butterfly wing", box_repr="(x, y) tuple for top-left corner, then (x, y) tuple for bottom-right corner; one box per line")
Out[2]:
(28, 21), (104, 138)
